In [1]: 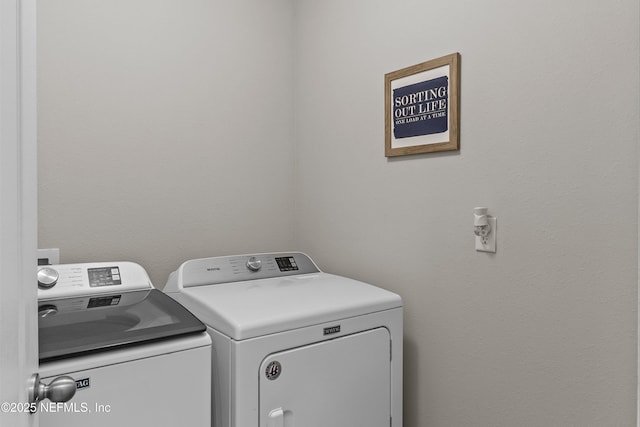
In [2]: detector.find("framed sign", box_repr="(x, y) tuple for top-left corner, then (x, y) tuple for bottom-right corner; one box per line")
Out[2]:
(385, 53), (460, 157)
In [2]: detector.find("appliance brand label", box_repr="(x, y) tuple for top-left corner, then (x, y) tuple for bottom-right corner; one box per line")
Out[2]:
(323, 325), (341, 335)
(75, 378), (90, 390)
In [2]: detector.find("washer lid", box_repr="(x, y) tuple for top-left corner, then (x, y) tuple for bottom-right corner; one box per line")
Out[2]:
(38, 289), (206, 362)
(170, 272), (402, 340)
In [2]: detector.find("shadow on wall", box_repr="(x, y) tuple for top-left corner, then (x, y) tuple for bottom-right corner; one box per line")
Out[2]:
(403, 337), (419, 424)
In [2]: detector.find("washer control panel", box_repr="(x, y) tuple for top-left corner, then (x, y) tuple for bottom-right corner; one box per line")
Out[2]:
(175, 252), (320, 288)
(37, 261), (152, 300)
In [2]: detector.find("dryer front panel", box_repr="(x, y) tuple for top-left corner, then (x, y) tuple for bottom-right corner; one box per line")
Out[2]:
(259, 327), (390, 427)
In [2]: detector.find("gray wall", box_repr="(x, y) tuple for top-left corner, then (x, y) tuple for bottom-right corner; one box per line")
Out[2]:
(293, 1), (639, 426)
(38, 0), (296, 286)
(38, 0), (640, 426)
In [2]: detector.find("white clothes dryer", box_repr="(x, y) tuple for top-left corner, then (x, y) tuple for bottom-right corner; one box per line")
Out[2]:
(164, 252), (403, 427)
(37, 261), (212, 427)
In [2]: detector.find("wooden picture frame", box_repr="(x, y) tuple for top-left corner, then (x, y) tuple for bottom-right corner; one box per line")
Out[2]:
(385, 53), (460, 157)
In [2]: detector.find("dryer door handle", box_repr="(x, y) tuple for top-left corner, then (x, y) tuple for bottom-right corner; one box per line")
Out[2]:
(268, 407), (285, 427)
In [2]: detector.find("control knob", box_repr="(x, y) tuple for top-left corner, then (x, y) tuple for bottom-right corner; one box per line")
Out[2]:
(37, 267), (59, 289)
(246, 256), (262, 272)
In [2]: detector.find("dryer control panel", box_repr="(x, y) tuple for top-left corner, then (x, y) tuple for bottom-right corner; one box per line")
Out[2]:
(168, 252), (320, 289)
(37, 261), (152, 300)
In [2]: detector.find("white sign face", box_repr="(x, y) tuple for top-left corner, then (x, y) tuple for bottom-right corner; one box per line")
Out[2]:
(385, 53), (459, 157)
(390, 64), (451, 149)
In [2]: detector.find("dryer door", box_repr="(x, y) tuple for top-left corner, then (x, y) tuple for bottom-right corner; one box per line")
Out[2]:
(259, 327), (391, 427)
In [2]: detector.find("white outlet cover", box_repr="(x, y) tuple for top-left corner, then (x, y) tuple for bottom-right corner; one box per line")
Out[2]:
(475, 217), (496, 253)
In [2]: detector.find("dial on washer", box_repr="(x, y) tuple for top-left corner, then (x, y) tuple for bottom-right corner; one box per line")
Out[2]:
(38, 267), (59, 289)
(246, 256), (262, 272)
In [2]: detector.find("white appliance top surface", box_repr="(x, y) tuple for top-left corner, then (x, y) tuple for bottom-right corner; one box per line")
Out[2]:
(174, 272), (402, 340)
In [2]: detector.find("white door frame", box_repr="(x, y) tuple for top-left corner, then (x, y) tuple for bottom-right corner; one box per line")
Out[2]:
(0, 0), (38, 425)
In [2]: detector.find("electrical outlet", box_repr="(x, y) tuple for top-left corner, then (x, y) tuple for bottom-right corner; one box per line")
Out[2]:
(37, 248), (60, 265)
(475, 217), (496, 253)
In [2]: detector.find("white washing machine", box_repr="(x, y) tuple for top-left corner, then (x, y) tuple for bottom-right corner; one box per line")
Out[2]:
(37, 261), (212, 427)
(164, 252), (403, 427)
